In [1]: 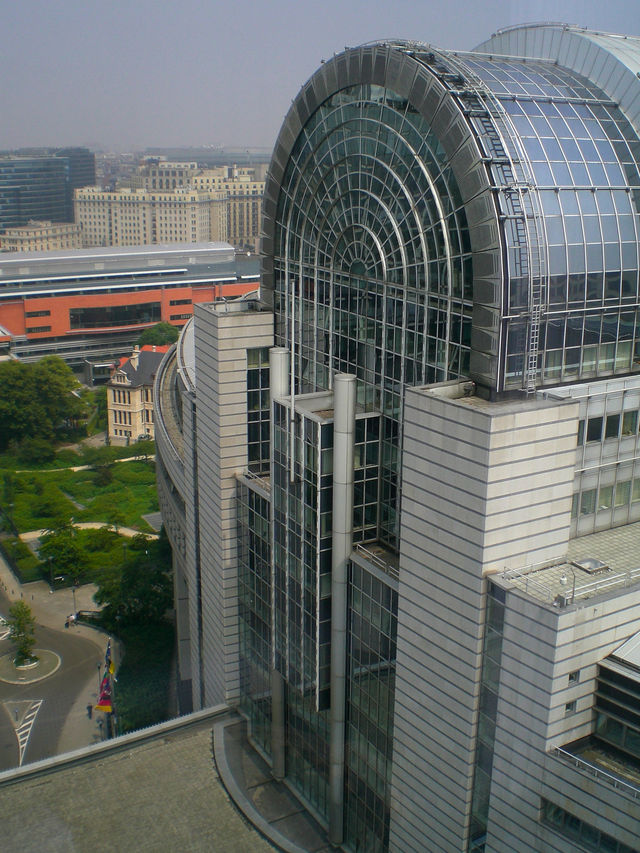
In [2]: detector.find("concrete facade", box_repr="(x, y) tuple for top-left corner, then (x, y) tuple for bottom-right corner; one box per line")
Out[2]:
(192, 301), (273, 706)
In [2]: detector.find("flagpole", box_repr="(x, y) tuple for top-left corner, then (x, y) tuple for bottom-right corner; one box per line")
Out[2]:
(110, 643), (117, 738)
(95, 637), (116, 738)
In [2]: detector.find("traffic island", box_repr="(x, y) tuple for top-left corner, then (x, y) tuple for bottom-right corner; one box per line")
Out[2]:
(0, 649), (61, 684)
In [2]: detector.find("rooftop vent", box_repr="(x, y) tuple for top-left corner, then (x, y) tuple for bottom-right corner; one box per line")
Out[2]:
(572, 557), (609, 575)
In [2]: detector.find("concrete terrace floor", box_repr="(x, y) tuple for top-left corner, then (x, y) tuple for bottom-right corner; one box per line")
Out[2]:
(0, 719), (275, 853)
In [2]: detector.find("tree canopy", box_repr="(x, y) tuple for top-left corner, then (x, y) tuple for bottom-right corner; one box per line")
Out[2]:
(39, 521), (86, 583)
(8, 600), (37, 664)
(0, 356), (86, 450)
(94, 532), (172, 629)
(136, 322), (179, 348)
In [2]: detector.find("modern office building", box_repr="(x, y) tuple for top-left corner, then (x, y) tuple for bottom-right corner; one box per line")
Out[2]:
(155, 23), (640, 853)
(0, 156), (68, 231)
(0, 242), (258, 370)
(0, 148), (95, 230)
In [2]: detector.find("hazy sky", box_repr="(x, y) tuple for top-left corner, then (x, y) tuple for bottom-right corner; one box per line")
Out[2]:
(2, 0), (639, 153)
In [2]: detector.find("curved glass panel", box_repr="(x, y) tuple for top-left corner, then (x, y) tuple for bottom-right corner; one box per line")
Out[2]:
(459, 55), (640, 386)
(273, 83), (473, 545)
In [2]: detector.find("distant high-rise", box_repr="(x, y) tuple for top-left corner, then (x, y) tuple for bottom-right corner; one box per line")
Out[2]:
(0, 147), (95, 230)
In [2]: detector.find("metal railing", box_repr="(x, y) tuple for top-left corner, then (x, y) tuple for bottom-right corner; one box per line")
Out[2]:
(354, 543), (399, 581)
(501, 564), (640, 604)
(552, 747), (640, 800)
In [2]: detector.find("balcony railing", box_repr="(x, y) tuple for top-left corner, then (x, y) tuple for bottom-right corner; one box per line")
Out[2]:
(552, 746), (640, 800)
(354, 543), (399, 581)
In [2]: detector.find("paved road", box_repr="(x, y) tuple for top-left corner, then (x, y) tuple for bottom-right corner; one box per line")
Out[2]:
(0, 586), (102, 770)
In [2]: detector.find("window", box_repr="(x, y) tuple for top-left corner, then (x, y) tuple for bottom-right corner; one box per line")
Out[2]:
(622, 410), (638, 436)
(586, 416), (603, 442)
(568, 670), (580, 684)
(580, 489), (596, 515)
(615, 481), (631, 507)
(565, 700), (577, 715)
(605, 414), (620, 439)
(541, 799), (632, 853)
(598, 485), (613, 510)
(26, 326), (51, 333)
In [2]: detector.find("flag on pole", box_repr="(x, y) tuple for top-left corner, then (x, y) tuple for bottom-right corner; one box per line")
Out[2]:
(95, 672), (112, 713)
(105, 639), (112, 668)
(95, 696), (112, 713)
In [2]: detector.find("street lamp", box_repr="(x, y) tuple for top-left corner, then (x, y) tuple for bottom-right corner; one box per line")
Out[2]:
(71, 580), (78, 616)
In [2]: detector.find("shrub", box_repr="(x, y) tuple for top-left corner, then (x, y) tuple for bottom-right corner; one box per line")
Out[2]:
(18, 438), (56, 466)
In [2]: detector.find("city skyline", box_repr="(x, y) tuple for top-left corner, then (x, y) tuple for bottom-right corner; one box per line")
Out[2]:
(2, 0), (639, 153)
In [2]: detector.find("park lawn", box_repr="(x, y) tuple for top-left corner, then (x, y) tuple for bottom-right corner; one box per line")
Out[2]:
(62, 461), (158, 531)
(9, 478), (77, 532)
(2, 460), (157, 534)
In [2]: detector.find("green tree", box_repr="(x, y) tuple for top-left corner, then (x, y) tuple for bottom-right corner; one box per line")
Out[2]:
(94, 535), (172, 628)
(33, 356), (85, 431)
(136, 322), (178, 348)
(18, 437), (56, 466)
(39, 521), (85, 584)
(0, 361), (45, 449)
(106, 505), (126, 533)
(93, 386), (108, 431)
(8, 600), (37, 665)
(0, 356), (86, 450)
(133, 438), (154, 460)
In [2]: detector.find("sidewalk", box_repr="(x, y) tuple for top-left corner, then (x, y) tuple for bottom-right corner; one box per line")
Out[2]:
(0, 554), (99, 633)
(19, 522), (158, 545)
(0, 552), (116, 753)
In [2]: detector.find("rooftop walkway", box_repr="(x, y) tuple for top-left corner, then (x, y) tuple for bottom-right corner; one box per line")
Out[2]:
(0, 709), (333, 853)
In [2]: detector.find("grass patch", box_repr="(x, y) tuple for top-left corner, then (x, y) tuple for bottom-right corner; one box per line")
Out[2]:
(1, 460), (157, 534)
(111, 621), (175, 733)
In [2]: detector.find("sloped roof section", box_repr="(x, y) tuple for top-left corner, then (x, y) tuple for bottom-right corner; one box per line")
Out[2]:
(475, 23), (640, 136)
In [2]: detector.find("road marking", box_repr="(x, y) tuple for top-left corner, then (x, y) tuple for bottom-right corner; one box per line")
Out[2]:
(12, 699), (43, 766)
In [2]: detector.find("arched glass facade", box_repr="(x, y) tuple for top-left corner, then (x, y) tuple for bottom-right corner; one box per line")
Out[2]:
(263, 39), (640, 547)
(264, 40), (640, 396)
(272, 81), (475, 544)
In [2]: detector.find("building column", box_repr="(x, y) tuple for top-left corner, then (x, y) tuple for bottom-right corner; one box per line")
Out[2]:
(329, 373), (356, 846)
(271, 669), (286, 780)
(269, 346), (289, 779)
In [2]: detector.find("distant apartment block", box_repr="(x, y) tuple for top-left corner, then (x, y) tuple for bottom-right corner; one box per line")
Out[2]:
(0, 220), (82, 253)
(107, 344), (168, 444)
(75, 187), (226, 248)
(75, 163), (266, 251)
